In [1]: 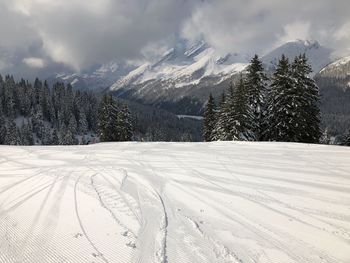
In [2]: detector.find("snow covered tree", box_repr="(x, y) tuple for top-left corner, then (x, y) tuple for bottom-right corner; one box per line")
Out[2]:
(117, 105), (133, 141)
(3, 76), (16, 118)
(232, 75), (253, 140)
(98, 94), (120, 142)
(203, 93), (216, 141)
(212, 92), (228, 140)
(4, 120), (20, 145)
(320, 128), (331, 145)
(266, 54), (321, 143)
(0, 76), (100, 145)
(20, 121), (33, 145)
(343, 130), (350, 146)
(41, 125), (52, 145)
(0, 110), (6, 144)
(265, 55), (296, 141)
(291, 54), (321, 143)
(61, 130), (77, 145)
(245, 55), (268, 141)
(51, 128), (59, 145)
(78, 111), (88, 135)
(224, 83), (238, 141)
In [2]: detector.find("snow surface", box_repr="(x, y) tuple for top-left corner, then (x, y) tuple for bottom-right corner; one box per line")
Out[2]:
(319, 56), (350, 74)
(0, 142), (350, 263)
(110, 41), (249, 91)
(177, 115), (204, 120)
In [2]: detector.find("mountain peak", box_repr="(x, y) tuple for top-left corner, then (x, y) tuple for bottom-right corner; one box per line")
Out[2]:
(262, 39), (332, 74)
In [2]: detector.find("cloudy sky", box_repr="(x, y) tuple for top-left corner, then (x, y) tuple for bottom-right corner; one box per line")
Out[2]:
(0, 0), (349, 78)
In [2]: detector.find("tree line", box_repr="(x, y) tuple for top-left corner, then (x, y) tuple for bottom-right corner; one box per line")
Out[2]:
(203, 54), (323, 143)
(0, 75), (132, 145)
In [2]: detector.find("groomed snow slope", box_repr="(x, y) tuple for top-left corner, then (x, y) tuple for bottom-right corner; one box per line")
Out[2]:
(0, 142), (349, 263)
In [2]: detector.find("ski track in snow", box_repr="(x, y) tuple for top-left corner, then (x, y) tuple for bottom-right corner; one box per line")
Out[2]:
(0, 142), (350, 263)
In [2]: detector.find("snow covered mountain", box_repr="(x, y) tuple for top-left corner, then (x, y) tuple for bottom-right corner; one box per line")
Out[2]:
(52, 61), (135, 91)
(318, 56), (350, 80)
(53, 39), (336, 114)
(262, 40), (333, 74)
(110, 39), (333, 93)
(110, 40), (250, 91)
(54, 39), (333, 92)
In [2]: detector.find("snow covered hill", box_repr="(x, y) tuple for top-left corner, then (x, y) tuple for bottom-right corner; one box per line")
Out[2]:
(318, 56), (350, 81)
(109, 39), (332, 94)
(110, 40), (250, 91)
(52, 39), (337, 115)
(54, 39), (333, 93)
(1, 142), (350, 263)
(262, 40), (333, 75)
(52, 61), (135, 91)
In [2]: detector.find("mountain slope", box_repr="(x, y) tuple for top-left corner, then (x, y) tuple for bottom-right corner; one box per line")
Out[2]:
(108, 39), (334, 114)
(316, 56), (350, 137)
(53, 39), (336, 115)
(1, 142), (350, 262)
(262, 40), (333, 74)
(318, 56), (350, 81)
(110, 41), (249, 91)
(52, 61), (136, 91)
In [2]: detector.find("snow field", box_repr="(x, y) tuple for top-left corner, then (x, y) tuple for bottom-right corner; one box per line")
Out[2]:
(0, 142), (350, 262)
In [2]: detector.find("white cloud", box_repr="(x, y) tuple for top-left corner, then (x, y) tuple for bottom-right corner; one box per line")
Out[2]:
(23, 57), (45, 68)
(277, 21), (311, 45)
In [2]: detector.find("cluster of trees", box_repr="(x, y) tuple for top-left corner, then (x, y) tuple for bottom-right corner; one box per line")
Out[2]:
(98, 94), (133, 142)
(345, 132), (350, 146)
(203, 54), (322, 143)
(125, 100), (202, 142)
(316, 75), (350, 142)
(0, 75), (133, 145)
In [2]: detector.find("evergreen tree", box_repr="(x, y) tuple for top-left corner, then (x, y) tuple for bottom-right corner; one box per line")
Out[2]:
(3, 76), (16, 118)
(41, 125), (52, 145)
(203, 93), (216, 141)
(320, 128), (331, 145)
(20, 120), (33, 145)
(78, 111), (88, 135)
(225, 83), (237, 141)
(291, 54), (321, 143)
(232, 75), (253, 140)
(117, 105), (133, 141)
(4, 120), (20, 145)
(265, 55), (296, 141)
(51, 128), (59, 145)
(0, 109), (6, 144)
(212, 92), (228, 140)
(245, 55), (268, 141)
(98, 94), (120, 142)
(342, 130), (350, 146)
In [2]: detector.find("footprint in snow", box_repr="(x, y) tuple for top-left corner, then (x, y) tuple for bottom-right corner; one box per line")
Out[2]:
(126, 242), (136, 249)
(74, 233), (83, 238)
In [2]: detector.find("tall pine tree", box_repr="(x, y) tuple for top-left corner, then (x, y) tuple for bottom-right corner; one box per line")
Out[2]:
(232, 75), (253, 140)
(265, 55), (296, 141)
(203, 93), (216, 141)
(291, 54), (321, 143)
(245, 55), (268, 141)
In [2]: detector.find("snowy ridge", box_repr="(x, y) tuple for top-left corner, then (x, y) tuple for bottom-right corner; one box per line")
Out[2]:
(262, 39), (333, 74)
(110, 43), (249, 91)
(0, 142), (350, 262)
(318, 55), (350, 79)
(53, 39), (335, 94)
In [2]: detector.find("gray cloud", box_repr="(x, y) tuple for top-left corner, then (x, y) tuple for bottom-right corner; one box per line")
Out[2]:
(0, 0), (349, 78)
(182, 0), (350, 58)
